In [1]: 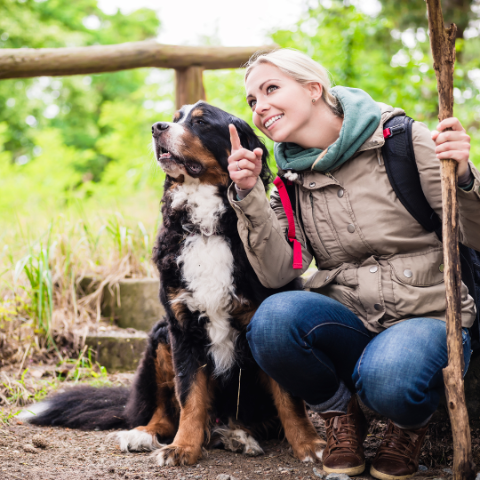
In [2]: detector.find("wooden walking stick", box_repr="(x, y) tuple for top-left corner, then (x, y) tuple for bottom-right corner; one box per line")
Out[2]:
(425, 1), (475, 479)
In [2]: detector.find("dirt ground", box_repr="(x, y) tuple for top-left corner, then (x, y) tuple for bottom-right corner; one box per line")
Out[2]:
(1, 368), (479, 480)
(1, 393), (478, 480)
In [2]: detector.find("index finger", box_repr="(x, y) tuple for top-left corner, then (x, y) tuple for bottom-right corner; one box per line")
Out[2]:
(436, 117), (465, 132)
(229, 124), (242, 151)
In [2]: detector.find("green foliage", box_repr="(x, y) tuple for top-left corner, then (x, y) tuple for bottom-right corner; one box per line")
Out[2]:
(378, 0), (478, 39)
(0, 0), (162, 175)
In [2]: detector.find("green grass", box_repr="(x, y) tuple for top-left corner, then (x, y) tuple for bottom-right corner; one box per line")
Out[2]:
(0, 188), (163, 359)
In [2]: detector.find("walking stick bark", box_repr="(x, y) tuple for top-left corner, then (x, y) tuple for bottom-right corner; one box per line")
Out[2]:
(425, 1), (475, 479)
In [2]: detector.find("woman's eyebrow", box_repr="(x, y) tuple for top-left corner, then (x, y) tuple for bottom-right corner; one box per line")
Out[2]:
(246, 79), (281, 99)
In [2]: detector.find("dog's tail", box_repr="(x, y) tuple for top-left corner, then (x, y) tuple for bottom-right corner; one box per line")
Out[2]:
(17, 319), (172, 431)
(18, 385), (131, 430)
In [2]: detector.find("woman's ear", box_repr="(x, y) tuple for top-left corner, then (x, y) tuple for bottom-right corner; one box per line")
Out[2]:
(306, 82), (323, 103)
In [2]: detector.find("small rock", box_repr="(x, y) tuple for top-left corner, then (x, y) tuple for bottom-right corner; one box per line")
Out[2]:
(326, 474), (351, 480)
(216, 475), (237, 480)
(418, 465), (428, 472)
(443, 468), (453, 475)
(108, 467), (115, 473)
(313, 467), (326, 479)
(32, 434), (48, 449)
(22, 444), (38, 454)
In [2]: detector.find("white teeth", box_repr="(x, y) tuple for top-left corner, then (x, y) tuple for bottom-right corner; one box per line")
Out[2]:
(265, 114), (283, 128)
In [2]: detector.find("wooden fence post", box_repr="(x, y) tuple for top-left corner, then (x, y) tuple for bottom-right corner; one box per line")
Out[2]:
(175, 66), (206, 109)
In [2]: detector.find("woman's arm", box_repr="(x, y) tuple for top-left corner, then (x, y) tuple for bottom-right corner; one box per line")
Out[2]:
(227, 178), (313, 289)
(413, 119), (480, 250)
(227, 125), (313, 288)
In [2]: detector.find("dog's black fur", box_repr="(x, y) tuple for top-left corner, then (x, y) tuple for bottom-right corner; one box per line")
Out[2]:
(26, 102), (324, 466)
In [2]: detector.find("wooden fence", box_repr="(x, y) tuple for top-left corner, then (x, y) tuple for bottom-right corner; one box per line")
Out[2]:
(0, 40), (275, 108)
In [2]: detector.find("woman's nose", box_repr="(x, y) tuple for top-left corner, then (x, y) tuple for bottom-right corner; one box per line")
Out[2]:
(254, 97), (269, 115)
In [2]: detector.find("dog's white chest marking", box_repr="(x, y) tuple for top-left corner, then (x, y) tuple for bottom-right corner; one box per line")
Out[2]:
(170, 181), (237, 375)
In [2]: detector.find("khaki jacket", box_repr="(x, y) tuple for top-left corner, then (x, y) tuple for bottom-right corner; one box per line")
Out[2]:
(228, 103), (480, 333)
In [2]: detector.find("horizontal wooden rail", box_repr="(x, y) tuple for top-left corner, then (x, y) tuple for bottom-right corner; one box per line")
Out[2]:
(0, 40), (276, 79)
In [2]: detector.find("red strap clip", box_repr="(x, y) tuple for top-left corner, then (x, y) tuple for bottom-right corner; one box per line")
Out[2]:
(273, 176), (303, 270)
(383, 128), (392, 138)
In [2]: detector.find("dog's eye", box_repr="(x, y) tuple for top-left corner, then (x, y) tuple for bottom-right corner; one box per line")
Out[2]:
(188, 163), (202, 173)
(195, 119), (206, 126)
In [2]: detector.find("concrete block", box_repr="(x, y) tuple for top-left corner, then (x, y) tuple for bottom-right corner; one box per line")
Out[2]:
(85, 330), (148, 372)
(79, 277), (164, 331)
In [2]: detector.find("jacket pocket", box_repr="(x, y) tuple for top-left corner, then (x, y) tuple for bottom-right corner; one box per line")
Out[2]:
(304, 266), (343, 289)
(388, 248), (446, 318)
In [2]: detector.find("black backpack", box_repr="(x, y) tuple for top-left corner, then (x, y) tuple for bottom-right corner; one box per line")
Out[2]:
(280, 114), (480, 348)
(382, 115), (480, 350)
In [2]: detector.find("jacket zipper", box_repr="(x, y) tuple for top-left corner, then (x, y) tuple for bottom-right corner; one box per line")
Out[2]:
(310, 192), (330, 258)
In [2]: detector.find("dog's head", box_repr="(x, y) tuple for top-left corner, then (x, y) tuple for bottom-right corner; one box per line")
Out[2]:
(152, 101), (272, 187)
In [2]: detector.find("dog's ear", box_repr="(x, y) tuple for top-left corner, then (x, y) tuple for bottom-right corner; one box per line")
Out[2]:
(229, 117), (273, 189)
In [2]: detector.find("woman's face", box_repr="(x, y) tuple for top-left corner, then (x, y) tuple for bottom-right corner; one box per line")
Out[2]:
(245, 63), (317, 144)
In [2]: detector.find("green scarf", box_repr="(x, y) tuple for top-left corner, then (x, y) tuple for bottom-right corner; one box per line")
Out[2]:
(274, 86), (381, 173)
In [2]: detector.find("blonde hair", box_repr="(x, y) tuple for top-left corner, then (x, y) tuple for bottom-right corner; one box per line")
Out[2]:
(245, 49), (341, 115)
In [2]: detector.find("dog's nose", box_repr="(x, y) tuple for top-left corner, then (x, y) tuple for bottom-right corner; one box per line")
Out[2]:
(152, 122), (169, 136)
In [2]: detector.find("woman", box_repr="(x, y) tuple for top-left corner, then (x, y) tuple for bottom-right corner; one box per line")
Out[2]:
(226, 49), (479, 480)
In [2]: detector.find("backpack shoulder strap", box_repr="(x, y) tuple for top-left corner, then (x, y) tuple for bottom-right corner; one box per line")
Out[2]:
(273, 176), (303, 270)
(381, 115), (442, 237)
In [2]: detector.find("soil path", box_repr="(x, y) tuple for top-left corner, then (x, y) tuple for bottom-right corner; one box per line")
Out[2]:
(0, 409), (463, 480)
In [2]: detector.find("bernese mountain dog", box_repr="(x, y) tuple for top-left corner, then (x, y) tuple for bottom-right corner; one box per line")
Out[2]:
(20, 102), (325, 466)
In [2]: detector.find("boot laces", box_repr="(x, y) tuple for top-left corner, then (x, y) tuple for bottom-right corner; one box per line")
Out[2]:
(328, 414), (359, 454)
(378, 423), (419, 462)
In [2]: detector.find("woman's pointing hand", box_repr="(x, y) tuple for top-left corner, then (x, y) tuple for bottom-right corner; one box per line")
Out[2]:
(228, 124), (263, 191)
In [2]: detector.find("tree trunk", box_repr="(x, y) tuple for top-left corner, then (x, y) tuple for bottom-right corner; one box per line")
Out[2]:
(175, 67), (206, 109)
(426, 1), (475, 479)
(0, 41), (274, 79)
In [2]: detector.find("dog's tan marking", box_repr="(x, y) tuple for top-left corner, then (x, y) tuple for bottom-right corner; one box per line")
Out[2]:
(191, 109), (204, 118)
(173, 110), (182, 122)
(229, 297), (257, 327)
(156, 369), (212, 466)
(266, 373), (325, 462)
(177, 130), (229, 186)
(137, 342), (178, 439)
(168, 289), (190, 326)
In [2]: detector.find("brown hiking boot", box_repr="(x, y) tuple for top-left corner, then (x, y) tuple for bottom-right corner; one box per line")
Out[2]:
(319, 395), (368, 476)
(370, 421), (429, 480)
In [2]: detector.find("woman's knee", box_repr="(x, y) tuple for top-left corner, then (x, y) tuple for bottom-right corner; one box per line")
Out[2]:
(247, 292), (304, 364)
(352, 318), (465, 424)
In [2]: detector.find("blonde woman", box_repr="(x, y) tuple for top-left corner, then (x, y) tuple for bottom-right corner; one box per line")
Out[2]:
(227, 49), (478, 480)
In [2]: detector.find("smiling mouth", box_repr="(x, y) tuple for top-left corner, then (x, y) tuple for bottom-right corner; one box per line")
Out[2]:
(264, 114), (284, 129)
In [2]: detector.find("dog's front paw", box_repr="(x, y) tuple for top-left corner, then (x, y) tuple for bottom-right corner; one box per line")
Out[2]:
(243, 437), (264, 457)
(155, 444), (202, 466)
(108, 429), (164, 453)
(292, 439), (325, 463)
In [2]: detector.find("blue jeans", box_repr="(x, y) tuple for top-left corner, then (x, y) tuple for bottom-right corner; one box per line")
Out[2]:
(247, 291), (472, 428)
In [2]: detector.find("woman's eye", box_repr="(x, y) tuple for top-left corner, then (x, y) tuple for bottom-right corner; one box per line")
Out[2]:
(248, 99), (257, 109)
(266, 85), (278, 94)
